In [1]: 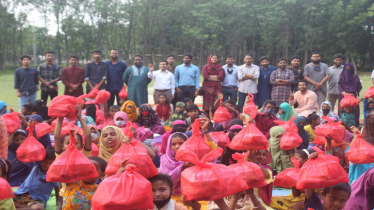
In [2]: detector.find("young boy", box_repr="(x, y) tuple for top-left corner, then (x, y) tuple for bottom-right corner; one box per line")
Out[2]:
(13, 147), (59, 209)
(185, 104), (201, 129)
(21, 103), (35, 116)
(183, 97), (193, 107)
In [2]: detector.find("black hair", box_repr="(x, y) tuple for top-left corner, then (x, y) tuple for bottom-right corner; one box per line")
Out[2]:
(259, 56), (270, 62)
(210, 53), (219, 59)
(133, 54), (143, 59)
(183, 97), (192, 103)
(186, 104), (199, 112)
(93, 49), (102, 54)
(45, 51), (55, 55)
(148, 173), (174, 190)
(306, 113), (320, 124)
(295, 149), (315, 160)
(230, 119), (244, 127)
(111, 49), (119, 52)
(183, 53), (193, 59)
(311, 51), (321, 56)
(88, 157), (107, 173)
(171, 124), (187, 134)
(277, 58), (288, 63)
(225, 99), (236, 106)
(298, 80), (308, 86)
(45, 147), (56, 160)
(291, 55), (302, 62)
(14, 129), (27, 138)
(69, 55), (79, 60)
(62, 133), (83, 145)
(244, 54), (253, 59)
(166, 54), (175, 59)
(170, 133), (188, 141)
(263, 100), (276, 108)
(86, 104), (96, 122)
(22, 103), (35, 112)
(333, 53), (344, 59)
(109, 105), (120, 111)
(226, 55), (234, 59)
(158, 94), (170, 104)
(0, 158), (12, 179)
(323, 183), (351, 198)
(20, 55), (31, 61)
(159, 60), (168, 65)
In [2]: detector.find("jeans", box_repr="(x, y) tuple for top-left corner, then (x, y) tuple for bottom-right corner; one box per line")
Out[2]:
(238, 92), (257, 113)
(19, 92), (37, 111)
(41, 90), (58, 105)
(178, 86), (196, 102)
(222, 87), (238, 103)
(108, 90), (120, 108)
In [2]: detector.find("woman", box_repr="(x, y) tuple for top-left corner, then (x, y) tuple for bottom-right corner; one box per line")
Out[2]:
(120, 100), (138, 122)
(201, 53), (224, 113)
(319, 101), (340, 120)
(338, 63), (362, 127)
(294, 116), (309, 149)
(136, 104), (165, 135)
(269, 126), (295, 173)
(0, 101), (9, 115)
(276, 102), (297, 121)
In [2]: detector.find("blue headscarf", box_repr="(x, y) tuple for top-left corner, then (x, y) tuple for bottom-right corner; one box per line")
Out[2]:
(0, 101), (9, 115)
(294, 116), (309, 149)
(29, 114), (43, 123)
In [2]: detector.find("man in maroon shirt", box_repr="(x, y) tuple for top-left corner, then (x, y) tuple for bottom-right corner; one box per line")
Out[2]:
(61, 56), (84, 97)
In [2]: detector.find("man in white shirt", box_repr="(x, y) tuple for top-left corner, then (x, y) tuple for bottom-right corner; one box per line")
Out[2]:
(222, 55), (239, 103)
(148, 60), (175, 104)
(237, 54), (260, 113)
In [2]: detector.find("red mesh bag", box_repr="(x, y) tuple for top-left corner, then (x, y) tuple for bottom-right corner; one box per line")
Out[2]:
(119, 86), (128, 99)
(365, 86), (374, 98)
(16, 124), (46, 162)
(0, 177), (14, 199)
(105, 129), (158, 178)
(178, 148), (248, 201)
(51, 118), (68, 130)
(314, 117), (345, 143)
(2, 112), (20, 134)
(209, 132), (230, 147)
(48, 95), (85, 120)
(92, 164), (153, 210)
(346, 134), (374, 164)
(280, 132), (303, 150)
(243, 94), (258, 118)
(228, 152), (267, 188)
(313, 135), (326, 145)
(47, 130), (98, 183)
(35, 123), (52, 138)
(274, 157), (300, 188)
(296, 147), (349, 189)
(175, 119), (211, 160)
(213, 100), (231, 123)
(230, 122), (269, 150)
(87, 84), (99, 99)
(275, 117), (298, 133)
(340, 94), (359, 108)
(95, 90), (111, 104)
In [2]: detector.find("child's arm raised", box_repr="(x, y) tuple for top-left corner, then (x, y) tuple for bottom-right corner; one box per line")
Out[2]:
(213, 93), (223, 109)
(103, 101), (109, 117)
(75, 105), (92, 152)
(54, 117), (64, 154)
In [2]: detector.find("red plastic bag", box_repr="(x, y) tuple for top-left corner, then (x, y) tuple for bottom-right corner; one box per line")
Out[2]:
(275, 117), (298, 133)
(48, 95), (85, 120)
(61, 121), (82, 138)
(35, 123), (52, 138)
(313, 135), (327, 145)
(51, 118), (68, 130)
(314, 117), (345, 143)
(105, 129), (158, 178)
(91, 143), (99, 157)
(0, 177), (14, 200)
(243, 94), (258, 118)
(213, 99), (231, 123)
(16, 124), (46, 162)
(280, 132), (303, 150)
(230, 122), (269, 150)
(228, 152), (267, 188)
(274, 157), (300, 188)
(92, 164), (153, 210)
(346, 134), (374, 164)
(87, 84), (99, 99)
(175, 119), (211, 160)
(209, 132), (230, 147)
(296, 147), (349, 189)
(95, 90), (111, 104)
(365, 86), (374, 98)
(47, 130), (98, 183)
(178, 148), (248, 201)
(119, 86), (128, 99)
(340, 94), (359, 108)
(2, 112), (20, 134)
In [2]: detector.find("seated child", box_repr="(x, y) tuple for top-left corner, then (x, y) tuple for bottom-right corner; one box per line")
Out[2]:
(34, 100), (49, 121)
(0, 100), (9, 115)
(13, 147), (59, 209)
(28, 114), (51, 148)
(182, 97), (193, 107)
(164, 102), (187, 132)
(340, 106), (356, 127)
(20, 103), (34, 130)
(269, 126), (295, 173)
(185, 104), (202, 130)
(213, 94), (239, 131)
(103, 104), (120, 126)
(160, 120), (188, 154)
(120, 100), (138, 122)
(136, 104), (165, 135)
(155, 94), (173, 123)
(113, 111), (128, 128)
(89, 126), (101, 147)
(217, 124), (243, 166)
(0, 158), (16, 210)
(63, 156), (107, 209)
(304, 113), (321, 146)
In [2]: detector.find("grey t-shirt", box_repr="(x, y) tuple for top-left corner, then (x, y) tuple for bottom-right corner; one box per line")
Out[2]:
(327, 65), (343, 94)
(303, 62), (330, 92)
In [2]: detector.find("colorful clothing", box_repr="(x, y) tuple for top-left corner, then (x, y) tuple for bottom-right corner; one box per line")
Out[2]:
(99, 126), (125, 162)
(0, 115), (7, 159)
(63, 181), (97, 210)
(340, 111), (356, 127)
(270, 193), (305, 210)
(14, 194), (46, 208)
(123, 65), (151, 107)
(258, 65), (277, 107)
(325, 141), (349, 171)
(0, 198), (16, 210)
(289, 90), (319, 117)
(164, 111), (187, 128)
(270, 69), (295, 107)
(155, 103), (172, 122)
(120, 100), (137, 122)
(276, 102), (297, 121)
(304, 125), (315, 144)
(319, 101), (340, 120)
(136, 104), (165, 135)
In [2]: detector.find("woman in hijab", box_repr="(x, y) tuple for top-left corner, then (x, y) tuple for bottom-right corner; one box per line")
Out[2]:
(269, 126), (295, 173)
(137, 127), (153, 142)
(136, 104), (165, 135)
(293, 116), (309, 149)
(0, 101), (9, 115)
(338, 63), (362, 126)
(98, 126), (126, 162)
(276, 102), (298, 121)
(113, 111), (128, 128)
(34, 100), (49, 120)
(319, 101), (340, 120)
(164, 102), (187, 131)
(160, 120), (188, 154)
(120, 100), (138, 122)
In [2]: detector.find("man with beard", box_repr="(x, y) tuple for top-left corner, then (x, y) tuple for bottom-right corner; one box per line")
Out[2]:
(270, 58), (294, 109)
(37, 51), (60, 104)
(257, 56), (277, 107)
(303, 51), (330, 107)
(289, 80), (319, 117)
(122, 55), (151, 106)
(85, 49), (108, 93)
(174, 53), (200, 102)
(287, 55), (304, 92)
(61, 55), (84, 97)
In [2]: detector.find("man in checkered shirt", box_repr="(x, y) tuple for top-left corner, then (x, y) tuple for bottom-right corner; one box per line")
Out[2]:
(37, 51), (60, 104)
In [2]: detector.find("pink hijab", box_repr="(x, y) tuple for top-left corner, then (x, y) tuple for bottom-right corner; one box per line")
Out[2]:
(113, 111), (128, 123)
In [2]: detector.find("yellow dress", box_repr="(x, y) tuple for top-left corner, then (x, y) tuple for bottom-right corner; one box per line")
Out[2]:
(304, 125), (315, 143)
(63, 181), (97, 210)
(269, 192), (304, 210)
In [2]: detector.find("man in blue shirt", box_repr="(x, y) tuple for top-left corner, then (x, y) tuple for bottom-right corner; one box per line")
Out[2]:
(174, 53), (200, 102)
(14, 55), (39, 111)
(222, 55), (239, 103)
(257, 56), (277, 106)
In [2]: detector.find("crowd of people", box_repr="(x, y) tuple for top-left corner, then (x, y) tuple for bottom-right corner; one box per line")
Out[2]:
(0, 49), (374, 210)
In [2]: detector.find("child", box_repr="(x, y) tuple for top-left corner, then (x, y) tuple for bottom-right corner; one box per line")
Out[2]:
(0, 100), (9, 115)
(155, 94), (173, 123)
(120, 100), (138, 122)
(103, 103), (120, 126)
(13, 147), (59, 209)
(62, 156), (107, 209)
(182, 97), (193, 107)
(113, 111), (128, 128)
(28, 114), (52, 148)
(89, 126), (101, 147)
(269, 126), (295, 173)
(185, 104), (202, 129)
(160, 120), (188, 154)
(340, 106), (356, 127)
(304, 113), (321, 145)
(136, 104), (165, 135)
(21, 103), (34, 117)
(0, 158), (16, 210)
(217, 124), (243, 166)
(34, 100), (49, 121)
(164, 102), (187, 131)
(213, 93), (239, 131)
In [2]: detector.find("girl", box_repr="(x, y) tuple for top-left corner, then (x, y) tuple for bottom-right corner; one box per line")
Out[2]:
(294, 117), (309, 149)
(137, 127), (153, 142)
(340, 106), (356, 127)
(276, 102), (298, 121)
(103, 104), (120, 126)
(164, 102), (187, 131)
(89, 126), (100, 147)
(0, 158), (15, 210)
(0, 101), (9, 115)
(136, 104), (165, 135)
(319, 101), (340, 120)
(160, 120), (188, 154)
(113, 111), (128, 128)
(213, 93), (239, 132)
(217, 124), (243, 166)
(269, 126), (295, 173)
(304, 113), (321, 145)
(325, 132), (349, 172)
(253, 100), (279, 139)
(120, 100), (137, 122)
(155, 94), (172, 123)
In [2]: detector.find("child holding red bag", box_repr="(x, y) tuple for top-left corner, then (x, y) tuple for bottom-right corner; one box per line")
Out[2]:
(213, 93), (239, 132)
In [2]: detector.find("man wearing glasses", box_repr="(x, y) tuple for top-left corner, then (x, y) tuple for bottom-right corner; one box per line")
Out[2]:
(303, 51), (330, 108)
(222, 55), (239, 102)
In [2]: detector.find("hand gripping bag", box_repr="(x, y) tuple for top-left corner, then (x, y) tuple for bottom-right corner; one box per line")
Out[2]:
(178, 148), (248, 201)
(119, 85), (128, 99)
(209, 132), (230, 147)
(313, 135), (327, 145)
(365, 86), (374, 98)
(47, 130), (98, 183)
(340, 94), (359, 108)
(95, 90), (111, 104)
(105, 129), (158, 177)
(48, 95), (85, 120)
(175, 119), (211, 160)
(0, 177), (14, 200)
(296, 147), (349, 189)
(280, 132), (303, 150)
(243, 94), (258, 118)
(92, 164), (153, 210)
(346, 134), (374, 164)
(16, 124), (46, 162)
(228, 152), (267, 188)
(2, 112), (20, 134)
(213, 100), (231, 123)
(314, 116), (345, 143)
(230, 122), (269, 150)
(275, 117), (298, 133)
(274, 157), (300, 188)
(35, 123), (52, 138)
(51, 118), (68, 130)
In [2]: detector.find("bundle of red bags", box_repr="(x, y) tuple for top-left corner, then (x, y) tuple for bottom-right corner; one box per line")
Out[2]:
(228, 152), (267, 188)
(296, 147), (349, 189)
(119, 85), (128, 99)
(16, 123), (46, 162)
(0, 177), (14, 200)
(105, 129), (158, 178)
(35, 123), (52, 138)
(313, 135), (327, 145)
(51, 118), (68, 130)
(314, 116), (345, 143)
(346, 134), (374, 164)
(48, 95), (85, 120)
(275, 117), (302, 150)
(47, 130), (98, 183)
(213, 100), (231, 123)
(230, 122), (269, 150)
(175, 119), (211, 160)
(340, 94), (359, 108)
(92, 164), (153, 210)
(274, 157), (300, 188)
(209, 132), (230, 147)
(2, 112), (20, 134)
(95, 90), (111, 104)
(365, 86), (374, 98)
(243, 94), (258, 119)
(178, 148), (248, 201)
